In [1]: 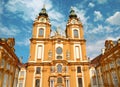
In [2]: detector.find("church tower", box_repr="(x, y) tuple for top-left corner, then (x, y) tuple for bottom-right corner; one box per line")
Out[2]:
(24, 7), (90, 87)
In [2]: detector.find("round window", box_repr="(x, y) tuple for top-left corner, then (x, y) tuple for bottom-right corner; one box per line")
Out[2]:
(56, 47), (62, 54)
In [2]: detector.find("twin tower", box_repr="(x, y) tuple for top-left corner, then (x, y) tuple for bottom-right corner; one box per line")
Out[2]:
(18, 6), (90, 87)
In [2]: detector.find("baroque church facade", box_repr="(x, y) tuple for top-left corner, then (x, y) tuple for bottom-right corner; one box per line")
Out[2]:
(17, 7), (90, 87)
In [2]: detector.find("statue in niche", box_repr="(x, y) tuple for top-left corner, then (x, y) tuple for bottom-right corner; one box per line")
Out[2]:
(51, 66), (55, 73)
(55, 26), (61, 36)
(66, 50), (70, 59)
(48, 50), (52, 60)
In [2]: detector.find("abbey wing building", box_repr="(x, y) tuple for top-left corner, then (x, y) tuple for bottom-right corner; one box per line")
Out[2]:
(17, 7), (90, 87)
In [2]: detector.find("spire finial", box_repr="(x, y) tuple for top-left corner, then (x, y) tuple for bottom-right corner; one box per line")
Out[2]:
(39, 4), (48, 17)
(70, 6), (74, 11)
(43, 4), (45, 8)
(69, 6), (77, 18)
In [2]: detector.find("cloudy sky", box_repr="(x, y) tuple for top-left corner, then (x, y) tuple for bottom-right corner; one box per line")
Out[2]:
(0, 0), (120, 63)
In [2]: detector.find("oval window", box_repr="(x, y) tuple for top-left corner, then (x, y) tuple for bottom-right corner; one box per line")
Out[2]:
(56, 47), (62, 54)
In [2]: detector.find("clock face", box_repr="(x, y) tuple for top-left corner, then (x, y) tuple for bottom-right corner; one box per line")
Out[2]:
(39, 17), (46, 22)
(71, 19), (76, 24)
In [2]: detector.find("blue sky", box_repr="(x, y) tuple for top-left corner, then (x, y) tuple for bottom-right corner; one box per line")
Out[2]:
(0, 0), (120, 63)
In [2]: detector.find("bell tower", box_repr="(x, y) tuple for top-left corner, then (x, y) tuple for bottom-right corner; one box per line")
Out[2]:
(66, 8), (84, 39)
(32, 5), (51, 38)
(28, 6), (51, 62)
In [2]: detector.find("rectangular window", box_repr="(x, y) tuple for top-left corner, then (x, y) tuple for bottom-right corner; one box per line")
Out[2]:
(35, 79), (40, 87)
(77, 67), (81, 73)
(74, 29), (79, 38)
(92, 77), (97, 85)
(111, 71), (119, 86)
(3, 74), (8, 87)
(19, 80), (23, 87)
(7, 63), (10, 70)
(50, 80), (54, 87)
(66, 79), (70, 87)
(39, 29), (44, 36)
(78, 78), (83, 87)
(75, 46), (80, 59)
(0, 59), (5, 68)
(36, 67), (41, 74)
(20, 71), (24, 76)
(37, 46), (42, 59)
(8, 75), (12, 87)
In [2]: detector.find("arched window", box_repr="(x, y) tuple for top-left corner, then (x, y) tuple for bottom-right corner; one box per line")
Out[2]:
(73, 29), (78, 38)
(39, 28), (44, 36)
(57, 77), (62, 84)
(57, 64), (62, 73)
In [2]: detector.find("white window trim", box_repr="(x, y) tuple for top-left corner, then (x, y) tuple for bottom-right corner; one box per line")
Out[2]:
(33, 66), (42, 87)
(17, 69), (26, 87)
(55, 44), (63, 60)
(76, 66), (84, 87)
(56, 63), (63, 73)
(65, 77), (70, 87)
(50, 79), (54, 87)
(72, 28), (80, 39)
(35, 43), (44, 61)
(37, 46), (43, 59)
(37, 27), (46, 38)
(74, 44), (82, 61)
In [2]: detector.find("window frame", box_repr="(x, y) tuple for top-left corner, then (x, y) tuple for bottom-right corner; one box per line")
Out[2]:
(36, 67), (41, 74)
(77, 66), (81, 73)
(57, 77), (62, 84)
(73, 29), (79, 38)
(39, 28), (44, 36)
(35, 79), (40, 87)
(57, 64), (62, 73)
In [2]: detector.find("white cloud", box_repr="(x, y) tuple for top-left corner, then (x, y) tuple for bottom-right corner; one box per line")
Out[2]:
(87, 39), (105, 58)
(106, 11), (120, 26)
(87, 35), (120, 59)
(105, 36), (120, 41)
(96, 0), (108, 4)
(74, 7), (89, 25)
(87, 24), (114, 34)
(0, 23), (21, 36)
(49, 9), (64, 21)
(88, 2), (95, 8)
(5, 0), (52, 21)
(94, 11), (103, 21)
(16, 38), (30, 46)
(4, 0), (65, 31)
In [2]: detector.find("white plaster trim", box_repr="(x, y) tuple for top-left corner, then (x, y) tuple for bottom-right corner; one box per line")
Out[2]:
(35, 43), (44, 62)
(23, 70), (26, 87)
(74, 44), (82, 61)
(33, 67), (35, 87)
(55, 44), (63, 60)
(36, 27), (46, 38)
(65, 77), (70, 87)
(72, 28), (80, 39)
(82, 66), (85, 87)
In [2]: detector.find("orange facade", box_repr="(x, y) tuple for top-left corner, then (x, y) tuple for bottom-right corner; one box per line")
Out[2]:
(17, 7), (90, 87)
